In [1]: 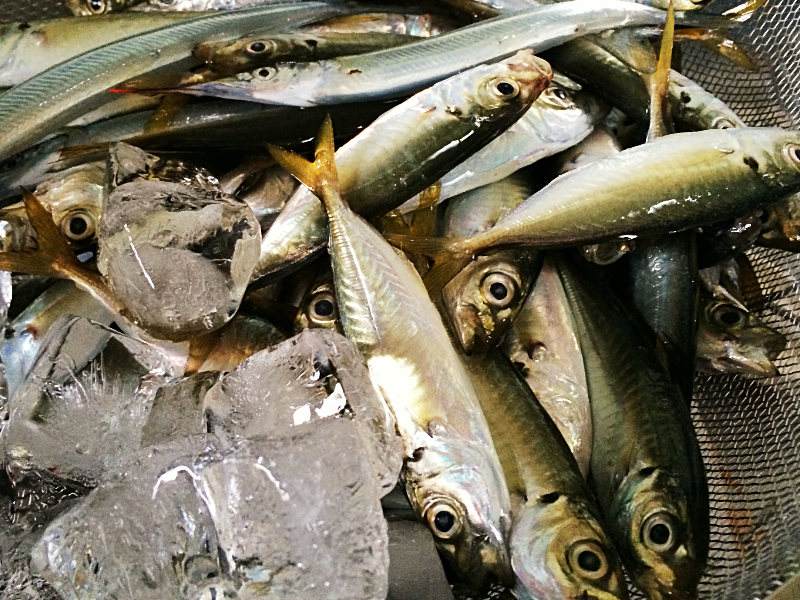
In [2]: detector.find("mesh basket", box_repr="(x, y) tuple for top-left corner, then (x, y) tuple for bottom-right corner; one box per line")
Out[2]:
(3, 0), (800, 598)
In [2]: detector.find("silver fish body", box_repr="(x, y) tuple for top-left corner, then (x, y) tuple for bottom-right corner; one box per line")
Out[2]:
(0, 2), (348, 163)
(453, 337), (626, 600)
(397, 79), (607, 212)
(252, 51), (552, 282)
(0, 13), (196, 87)
(181, 0), (706, 107)
(500, 256), (592, 477)
(457, 128), (800, 253)
(557, 254), (709, 600)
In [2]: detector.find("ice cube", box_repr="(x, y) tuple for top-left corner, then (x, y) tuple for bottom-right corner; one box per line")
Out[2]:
(30, 435), (225, 600)
(140, 371), (221, 447)
(3, 316), (177, 496)
(97, 179), (261, 341)
(203, 329), (402, 495)
(199, 419), (389, 599)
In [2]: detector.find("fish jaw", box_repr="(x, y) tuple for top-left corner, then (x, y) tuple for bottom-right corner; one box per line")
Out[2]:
(402, 426), (513, 586)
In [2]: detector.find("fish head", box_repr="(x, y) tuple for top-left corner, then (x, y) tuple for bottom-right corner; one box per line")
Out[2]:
(441, 50), (552, 126)
(696, 296), (786, 376)
(65, 0), (140, 15)
(405, 424), (513, 586)
(741, 129), (800, 195)
(758, 193), (800, 251)
(192, 62), (326, 107)
(510, 496), (628, 600)
(612, 468), (706, 600)
(442, 250), (539, 354)
(528, 77), (609, 145)
(193, 36), (295, 72)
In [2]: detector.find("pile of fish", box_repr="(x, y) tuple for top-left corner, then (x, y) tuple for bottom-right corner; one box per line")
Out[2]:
(0, 0), (795, 598)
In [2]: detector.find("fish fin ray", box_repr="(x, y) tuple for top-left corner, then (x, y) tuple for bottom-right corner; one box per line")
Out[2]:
(648, 0), (675, 142)
(383, 234), (474, 295)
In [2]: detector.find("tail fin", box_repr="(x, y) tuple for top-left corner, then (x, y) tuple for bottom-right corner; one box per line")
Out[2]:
(383, 234), (474, 295)
(647, 0), (675, 142)
(721, 0), (767, 23)
(267, 115), (340, 208)
(0, 189), (107, 292)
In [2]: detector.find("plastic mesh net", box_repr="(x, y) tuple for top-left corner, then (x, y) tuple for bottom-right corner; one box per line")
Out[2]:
(3, 0), (800, 598)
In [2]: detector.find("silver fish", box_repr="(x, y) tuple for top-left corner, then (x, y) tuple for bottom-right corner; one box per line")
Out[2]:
(396, 78), (607, 212)
(176, 0), (712, 107)
(268, 118), (514, 585)
(500, 256), (593, 477)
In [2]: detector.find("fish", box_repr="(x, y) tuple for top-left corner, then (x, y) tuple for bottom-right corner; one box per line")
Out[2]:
(193, 32), (421, 76)
(252, 50), (552, 283)
(395, 77), (607, 212)
(268, 117), (514, 585)
(455, 340), (627, 600)
(697, 212), (763, 267)
(1, 280), (115, 400)
(556, 253), (709, 600)
(696, 292), (786, 377)
(757, 194), (800, 252)
(66, 0), (145, 16)
(441, 173), (542, 354)
(301, 12), (459, 37)
(0, 161), (104, 252)
(0, 2), (350, 163)
(293, 267), (341, 333)
(500, 256), (593, 477)
(0, 13), (197, 87)
(171, 0), (722, 107)
(387, 127), (800, 294)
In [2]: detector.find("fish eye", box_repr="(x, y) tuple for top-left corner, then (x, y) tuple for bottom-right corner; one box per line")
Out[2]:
(62, 211), (96, 243)
(711, 305), (745, 328)
(714, 118), (737, 130)
(552, 87), (569, 101)
(86, 0), (106, 13)
(247, 41), (272, 55)
(489, 78), (520, 100)
(309, 291), (337, 324)
(252, 67), (276, 81)
(568, 541), (610, 580)
(481, 272), (517, 308)
(785, 143), (800, 166)
(426, 501), (462, 539)
(642, 512), (678, 553)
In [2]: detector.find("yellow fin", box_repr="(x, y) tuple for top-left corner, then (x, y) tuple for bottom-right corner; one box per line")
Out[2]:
(722, 0), (767, 23)
(143, 93), (191, 135)
(268, 115), (340, 208)
(383, 234), (474, 295)
(417, 181), (442, 211)
(647, 0), (675, 142)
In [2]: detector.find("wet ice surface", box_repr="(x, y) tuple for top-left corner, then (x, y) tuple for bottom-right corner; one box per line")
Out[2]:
(31, 423), (390, 599)
(2, 316), (177, 498)
(201, 422), (389, 599)
(97, 178), (261, 341)
(204, 328), (403, 495)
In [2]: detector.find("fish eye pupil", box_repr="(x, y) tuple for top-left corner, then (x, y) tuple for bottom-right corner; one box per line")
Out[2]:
(69, 216), (88, 236)
(577, 550), (602, 572)
(89, 0), (103, 9)
(489, 282), (508, 300)
(719, 309), (742, 325)
(789, 145), (800, 163)
(314, 299), (334, 317)
(554, 88), (568, 100)
(434, 510), (455, 533)
(496, 81), (515, 96)
(258, 68), (271, 78)
(250, 42), (267, 53)
(649, 523), (671, 545)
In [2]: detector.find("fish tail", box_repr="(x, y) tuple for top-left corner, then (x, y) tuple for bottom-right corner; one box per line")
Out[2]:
(267, 115), (343, 212)
(647, 0), (675, 141)
(383, 234), (475, 295)
(0, 189), (104, 290)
